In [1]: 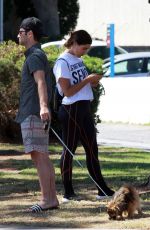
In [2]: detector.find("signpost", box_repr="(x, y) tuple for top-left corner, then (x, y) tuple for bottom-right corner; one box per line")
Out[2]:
(107, 24), (115, 77)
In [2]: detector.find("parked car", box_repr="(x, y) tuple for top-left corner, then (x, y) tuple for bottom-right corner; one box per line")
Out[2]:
(87, 39), (127, 59)
(41, 40), (65, 48)
(41, 39), (127, 60)
(102, 52), (150, 77)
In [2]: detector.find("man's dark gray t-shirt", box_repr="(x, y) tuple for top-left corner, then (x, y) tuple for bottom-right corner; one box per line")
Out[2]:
(16, 43), (51, 123)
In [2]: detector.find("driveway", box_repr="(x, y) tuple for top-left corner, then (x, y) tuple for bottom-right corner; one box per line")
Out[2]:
(96, 122), (150, 151)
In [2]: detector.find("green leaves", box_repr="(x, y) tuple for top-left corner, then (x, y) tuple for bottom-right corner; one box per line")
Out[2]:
(0, 41), (104, 141)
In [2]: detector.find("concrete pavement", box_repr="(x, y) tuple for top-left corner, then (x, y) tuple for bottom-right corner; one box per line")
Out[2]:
(96, 122), (150, 151)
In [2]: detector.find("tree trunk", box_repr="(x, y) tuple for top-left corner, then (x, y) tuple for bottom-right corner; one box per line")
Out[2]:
(31, 0), (60, 38)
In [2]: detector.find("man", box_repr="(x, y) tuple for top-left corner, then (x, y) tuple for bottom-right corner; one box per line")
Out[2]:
(16, 17), (59, 213)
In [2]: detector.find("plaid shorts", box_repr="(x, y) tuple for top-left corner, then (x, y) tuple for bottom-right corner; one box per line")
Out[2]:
(21, 115), (49, 154)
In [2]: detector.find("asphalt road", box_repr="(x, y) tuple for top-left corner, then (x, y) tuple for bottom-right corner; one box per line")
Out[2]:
(96, 122), (150, 151)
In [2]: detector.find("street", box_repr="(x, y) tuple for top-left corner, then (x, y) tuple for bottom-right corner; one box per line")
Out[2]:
(97, 122), (150, 151)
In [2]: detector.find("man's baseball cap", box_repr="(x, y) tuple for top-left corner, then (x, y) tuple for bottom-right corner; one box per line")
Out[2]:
(20, 17), (47, 39)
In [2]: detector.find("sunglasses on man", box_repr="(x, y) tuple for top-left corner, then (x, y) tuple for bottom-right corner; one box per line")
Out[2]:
(18, 30), (29, 35)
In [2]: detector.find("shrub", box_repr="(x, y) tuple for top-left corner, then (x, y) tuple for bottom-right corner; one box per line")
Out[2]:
(0, 41), (103, 141)
(0, 41), (24, 141)
(82, 55), (104, 124)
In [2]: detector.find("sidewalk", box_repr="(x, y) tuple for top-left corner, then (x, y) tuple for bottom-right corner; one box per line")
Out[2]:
(97, 122), (150, 151)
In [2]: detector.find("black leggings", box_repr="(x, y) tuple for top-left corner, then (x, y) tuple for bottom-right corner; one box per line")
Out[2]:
(58, 100), (112, 196)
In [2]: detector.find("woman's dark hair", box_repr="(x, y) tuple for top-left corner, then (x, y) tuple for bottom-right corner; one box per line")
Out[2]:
(64, 30), (92, 48)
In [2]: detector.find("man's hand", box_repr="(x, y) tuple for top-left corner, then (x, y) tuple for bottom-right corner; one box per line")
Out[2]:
(40, 106), (51, 121)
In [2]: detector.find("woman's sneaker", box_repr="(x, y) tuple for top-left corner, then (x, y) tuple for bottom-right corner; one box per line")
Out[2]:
(62, 193), (77, 203)
(62, 197), (70, 203)
(96, 190), (115, 200)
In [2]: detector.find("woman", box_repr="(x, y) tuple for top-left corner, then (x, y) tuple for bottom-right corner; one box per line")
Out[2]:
(53, 30), (114, 202)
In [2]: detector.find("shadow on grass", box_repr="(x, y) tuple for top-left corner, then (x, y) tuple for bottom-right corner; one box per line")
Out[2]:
(0, 201), (150, 228)
(0, 147), (150, 228)
(0, 156), (149, 173)
(0, 203), (108, 228)
(0, 178), (39, 196)
(0, 149), (149, 198)
(0, 155), (149, 197)
(0, 158), (33, 171)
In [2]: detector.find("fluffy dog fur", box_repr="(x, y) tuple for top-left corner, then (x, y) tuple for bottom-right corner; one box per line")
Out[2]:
(107, 176), (150, 220)
(107, 184), (142, 220)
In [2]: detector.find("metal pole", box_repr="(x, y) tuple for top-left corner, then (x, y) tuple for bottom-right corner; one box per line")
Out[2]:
(0, 0), (3, 42)
(110, 24), (114, 77)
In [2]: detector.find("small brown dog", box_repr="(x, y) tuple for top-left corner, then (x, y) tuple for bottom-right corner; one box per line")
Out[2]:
(107, 184), (142, 220)
(107, 176), (150, 220)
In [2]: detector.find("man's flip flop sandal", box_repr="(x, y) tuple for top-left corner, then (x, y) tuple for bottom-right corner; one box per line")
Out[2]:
(30, 204), (59, 213)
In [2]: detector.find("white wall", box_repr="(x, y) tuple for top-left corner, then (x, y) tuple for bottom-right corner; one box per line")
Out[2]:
(97, 77), (150, 124)
(76, 0), (150, 46)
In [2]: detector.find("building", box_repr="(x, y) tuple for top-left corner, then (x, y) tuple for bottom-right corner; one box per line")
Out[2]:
(76, 0), (150, 51)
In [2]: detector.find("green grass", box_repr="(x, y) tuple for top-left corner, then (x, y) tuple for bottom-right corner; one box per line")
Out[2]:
(0, 145), (149, 193)
(0, 143), (150, 228)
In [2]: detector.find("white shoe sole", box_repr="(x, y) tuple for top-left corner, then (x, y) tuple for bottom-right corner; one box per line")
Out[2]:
(62, 197), (70, 203)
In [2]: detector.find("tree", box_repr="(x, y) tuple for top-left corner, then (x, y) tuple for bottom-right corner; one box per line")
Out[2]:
(3, 0), (79, 41)
(31, 0), (60, 39)
(4, 0), (37, 41)
(58, 0), (79, 38)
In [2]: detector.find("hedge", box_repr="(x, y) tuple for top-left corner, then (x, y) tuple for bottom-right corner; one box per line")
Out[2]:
(0, 41), (104, 142)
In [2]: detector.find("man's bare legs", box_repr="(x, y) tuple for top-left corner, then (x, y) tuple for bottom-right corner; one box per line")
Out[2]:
(31, 151), (59, 208)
